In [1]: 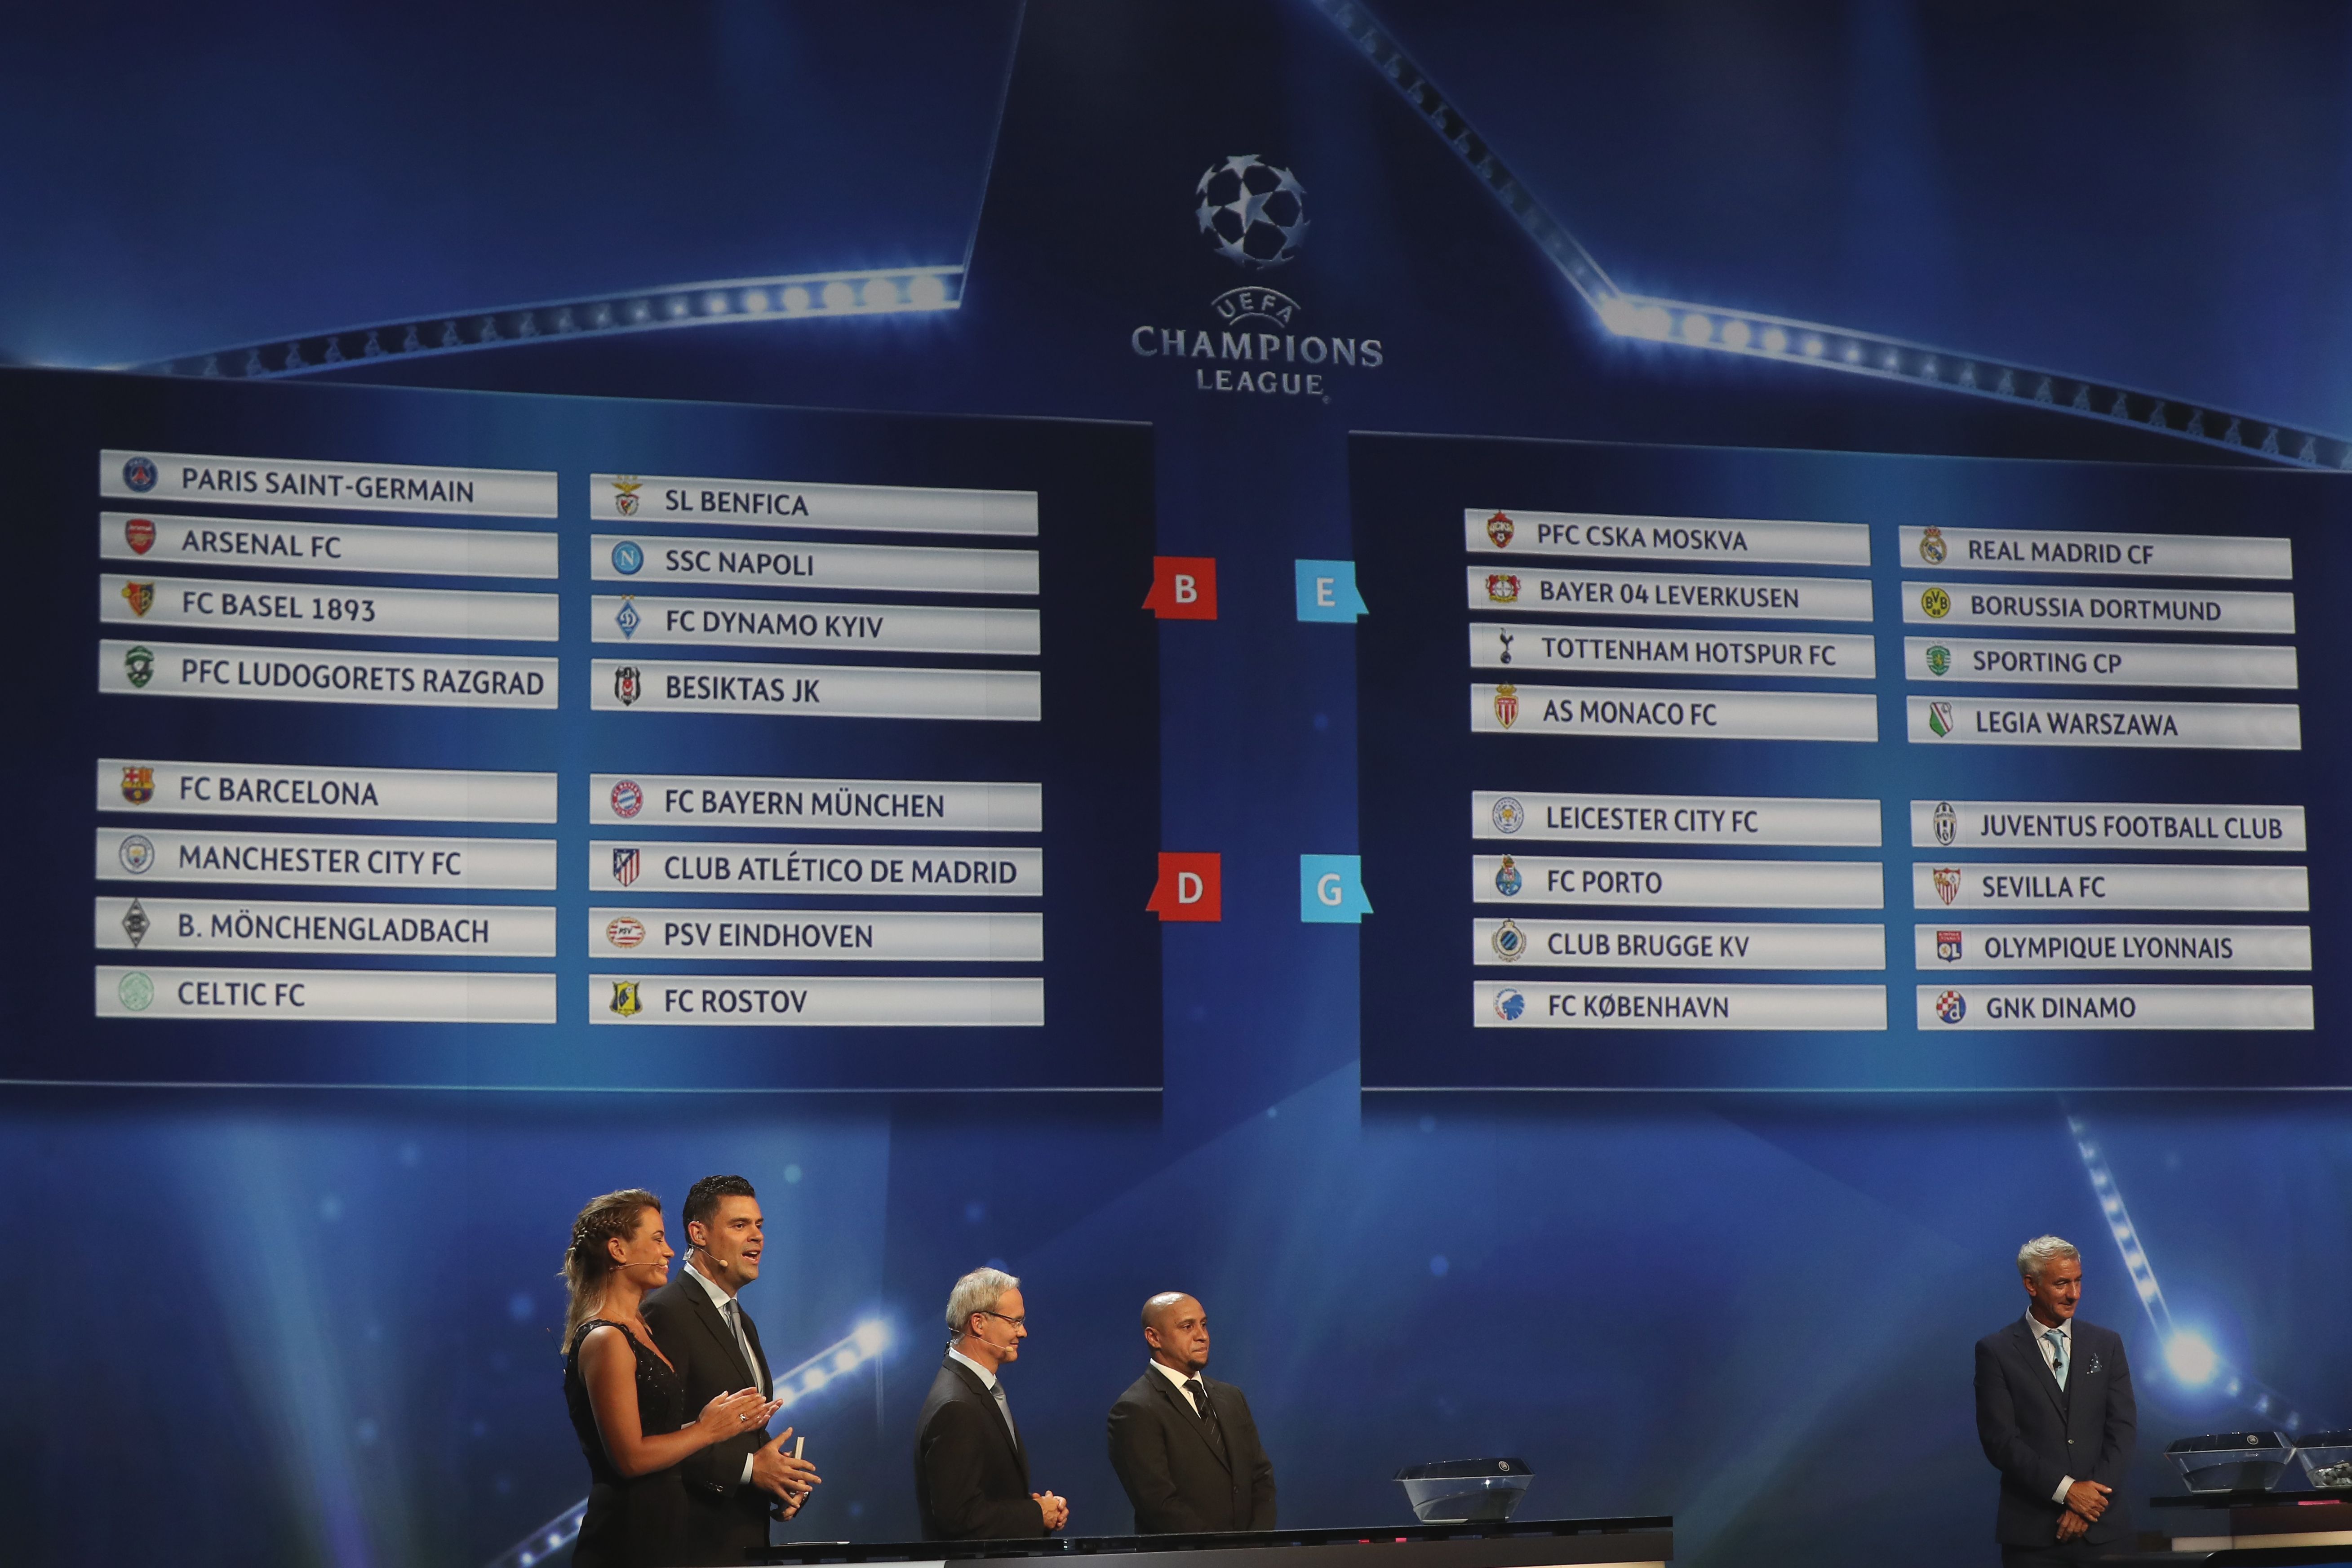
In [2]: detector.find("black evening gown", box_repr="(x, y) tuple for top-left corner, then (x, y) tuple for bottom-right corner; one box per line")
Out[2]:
(564, 1318), (692, 1567)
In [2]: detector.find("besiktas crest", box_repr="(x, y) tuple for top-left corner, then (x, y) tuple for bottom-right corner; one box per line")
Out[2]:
(1196, 155), (1309, 269)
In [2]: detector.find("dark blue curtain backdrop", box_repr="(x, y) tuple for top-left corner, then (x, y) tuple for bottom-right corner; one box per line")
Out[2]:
(4, 5), (2350, 1568)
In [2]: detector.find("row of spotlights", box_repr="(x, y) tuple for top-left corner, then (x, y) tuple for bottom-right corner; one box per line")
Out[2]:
(677, 275), (954, 319)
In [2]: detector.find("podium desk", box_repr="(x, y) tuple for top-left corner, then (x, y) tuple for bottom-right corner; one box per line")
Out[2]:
(2129, 1492), (2352, 1563)
(754, 1516), (1671, 1568)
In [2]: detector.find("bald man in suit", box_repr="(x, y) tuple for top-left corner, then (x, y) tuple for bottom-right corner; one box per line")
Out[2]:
(1107, 1292), (1276, 1534)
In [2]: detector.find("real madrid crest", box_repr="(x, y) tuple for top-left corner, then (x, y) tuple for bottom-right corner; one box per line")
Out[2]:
(1918, 526), (1947, 564)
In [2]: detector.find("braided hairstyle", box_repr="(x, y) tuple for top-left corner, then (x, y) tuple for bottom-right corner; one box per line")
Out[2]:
(559, 1188), (661, 1353)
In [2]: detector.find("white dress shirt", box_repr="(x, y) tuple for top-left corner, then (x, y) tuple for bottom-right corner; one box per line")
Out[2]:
(1149, 1356), (1206, 1415)
(949, 1346), (1021, 1444)
(2028, 1311), (2077, 1505)
(685, 1259), (762, 1487)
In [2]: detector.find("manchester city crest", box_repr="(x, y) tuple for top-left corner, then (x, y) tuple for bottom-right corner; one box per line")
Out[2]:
(609, 981), (642, 1017)
(124, 644), (155, 688)
(124, 516), (155, 555)
(1936, 928), (1964, 963)
(612, 846), (642, 887)
(1918, 526), (1947, 564)
(1924, 643), (1951, 676)
(118, 834), (155, 874)
(120, 766), (154, 804)
(1491, 919), (1527, 963)
(1486, 511), (1515, 549)
(612, 476), (643, 517)
(1933, 800), (1957, 846)
(121, 580), (155, 617)
(614, 665), (642, 706)
(1494, 854), (1523, 897)
(122, 456), (159, 493)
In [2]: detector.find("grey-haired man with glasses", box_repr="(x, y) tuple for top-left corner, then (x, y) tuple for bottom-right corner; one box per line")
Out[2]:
(914, 1266), (1073, 1539)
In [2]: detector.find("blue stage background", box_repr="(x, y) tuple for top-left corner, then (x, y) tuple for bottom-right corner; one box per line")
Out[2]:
(4, 4), (2351, 1567)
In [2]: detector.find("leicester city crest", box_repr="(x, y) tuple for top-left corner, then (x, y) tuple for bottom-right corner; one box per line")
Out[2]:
(1491, 796), (1525, 834)
(614, 665), (642, 706)
(1494, 854), (1523, 897)
(609, 981), (642, 1017)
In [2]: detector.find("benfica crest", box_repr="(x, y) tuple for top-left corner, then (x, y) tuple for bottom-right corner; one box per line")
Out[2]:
(614, 665), (642, 706)
(120, 766), (154, 804)
(1492, 682), (1519, 729)
(612, 476), (643, 517)
(1485, 511), (1514, 548)
(120, 580), (155, 617)
(1931, 866), (1963, 906)
(124, 516), (155, 555)
(609, 981), (642, 1017)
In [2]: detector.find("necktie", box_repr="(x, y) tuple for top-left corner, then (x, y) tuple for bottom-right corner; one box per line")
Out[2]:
(1185, 1378), (1229, 1458)
(2044, 1328), (2068, 1390)
(724, 1300), (761, 1391)
(990, 1381), (1021, 1446)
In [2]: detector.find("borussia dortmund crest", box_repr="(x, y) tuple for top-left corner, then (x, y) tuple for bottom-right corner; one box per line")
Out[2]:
(1919, 586), (1952, 619)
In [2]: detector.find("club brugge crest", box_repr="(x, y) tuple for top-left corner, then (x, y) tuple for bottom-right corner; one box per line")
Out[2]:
(1937, 928), (1964, 963)
(121, 580), (155, 617)
(1927, 700), (1954, 737)
(612, 846), (642, 887)
(1491, 919), (1527, 962)
(1485, 572), (1519, 604)
(1486, 511), (1514, 548)
(609, 779), (643, 818)
(1492, 683), (1519, 728)
(614, 665), (642, 706)
(609, 981), (642, 1017)
(1918, 526), (1947, 564)
(1494, 854), (1523, 897)
(1935, 989), (1966, 1024)
(1934, 800), (1957, 845)
(612, 476), (642, 517)
(123, 644), (155, 688)
(122, 456), (158, 493)
(1932, 866), (1962, 906)
(120, 766), (154, 804)
(124, 516), (155, 555)
(1925, 643), (1951, 676)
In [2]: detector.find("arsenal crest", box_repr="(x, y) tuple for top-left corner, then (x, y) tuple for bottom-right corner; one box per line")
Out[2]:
(614, 665), (642, 706)
(121, 580), (155, 617)
(1931, 866), (1963, 906)
(1492, 682), (1519, 729)
(124, 516), (156, 555)
(612, 847), (642, 887)
(609, 981), (642, 1017)
(120, 766), (154, 804)
(1485, 511), (1514, 549)
(1936, 929), (1964, 963)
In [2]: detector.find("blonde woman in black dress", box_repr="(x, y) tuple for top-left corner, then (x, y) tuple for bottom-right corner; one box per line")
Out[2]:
(559, 1190), (780, 1568)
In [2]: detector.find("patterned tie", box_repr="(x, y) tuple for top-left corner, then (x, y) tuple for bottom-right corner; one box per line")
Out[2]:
(1185, 1378), (1229, 1459)
(2045, 1328), (2068, 1390)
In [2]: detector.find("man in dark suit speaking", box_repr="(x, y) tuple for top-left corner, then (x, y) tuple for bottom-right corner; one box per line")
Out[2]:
(1107, 1292), (1276, 1534)
(1975, 1235), (2136, 1564)
(914, 1266), (1072, 1540)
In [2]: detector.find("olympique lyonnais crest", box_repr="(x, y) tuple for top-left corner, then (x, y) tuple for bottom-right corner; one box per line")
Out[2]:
(614, 665), (642, 706)
(609, 981), (642, 1017)
(1918, 526), (1948, 564)
(612, 847), (642, 887)
(1485, 572), (1519, 604)
(120, 766), (154, 804)
(121, 580), (155, 617)
(1937, 929), (1964, 963)
(612, 476), (643, 517)
(124, 516), (155, 555)
(1493, 682), (1519, 728)
(1486, 511), (1514, 548)
(1932, 866), (1963, 906)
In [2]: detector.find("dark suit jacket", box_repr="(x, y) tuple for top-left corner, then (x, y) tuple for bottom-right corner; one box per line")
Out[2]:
(1107, 1367), (1276, 1534)
(914, 1353), (1044, 1541)
(1974, 1316), (2136, 1548)
(642, 1271), (775, 1563)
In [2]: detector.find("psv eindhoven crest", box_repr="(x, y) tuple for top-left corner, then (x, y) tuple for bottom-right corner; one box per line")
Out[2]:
(614, 665), (642, 706)
(120, 766), (154, 804)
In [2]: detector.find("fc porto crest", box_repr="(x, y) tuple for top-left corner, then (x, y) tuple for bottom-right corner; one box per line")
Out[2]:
(609, 981), (642, 1017)
(1494, 854), (1524, 897)
(613, 665), (642, 706)
(611, 476), (643, 517)
(1932, 866), (1963, 906)
(120, 766), (155, 804)
(122, 456), (159, 493)
(1936, 928), (1964, 963)
(1918, 526), (1947, 564)
(124, 516), (156, 555)
(612, 847), (642, 888)
(1492, 683), (1519, 729)
(1485, 511), (1515, 549)
(123, 645), (155, 688)
(120, 580), (155, 617)
(1485, 573), (1520, 604)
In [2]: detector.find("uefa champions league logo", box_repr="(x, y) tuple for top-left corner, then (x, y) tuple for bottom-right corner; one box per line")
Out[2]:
(1195, 155), (1309, 269)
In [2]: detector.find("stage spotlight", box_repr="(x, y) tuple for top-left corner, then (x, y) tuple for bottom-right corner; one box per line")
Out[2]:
(2167, 1331), (2220, 1386)
(1680, 312), (1713, 343)
(803, 1367), (831, 1392)
(702, 292), (730, 314)
(781, 285), (812, 314)
(909, 274), (950, 309)
(1801, 335), (1825, 357)
(853, 1319), (892, 1356)
(1596, 296), (1638, 335)
(863, 278), (900, 309)
(1721, 319), (1752, 350)
(742, 290), (770, 313)
(1760, 326), (1788, 353)
(821, 281), (855, 311)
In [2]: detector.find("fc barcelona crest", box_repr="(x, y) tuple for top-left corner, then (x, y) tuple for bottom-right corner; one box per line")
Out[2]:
(609, 981), (642, 1017)
(121, 580), (155, 617)
(614, 665), (642, 706)
(612, 847), (642, 888)
(120, 766), (154, 804)
(1485, 511), (1515, 548)
(1932, 866), (1963, 906)
(1492, 682), (1519, 729)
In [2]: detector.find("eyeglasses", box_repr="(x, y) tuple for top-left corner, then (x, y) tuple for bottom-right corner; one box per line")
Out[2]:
(978, 1310), (1028, 1329)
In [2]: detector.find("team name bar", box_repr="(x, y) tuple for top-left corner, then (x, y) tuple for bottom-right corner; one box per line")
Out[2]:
(593, 534), (1037, 595)
(97, 967), (556, 1022)
(1905, 695), (2299, 750)
(1473, 919), (1886, 969)
(98, 827), (557, 889)
(1472, 683), (1877, 742)
(1473, 855), (1883, 908)
(1899, 525), (2292, 580)
(1903, 637), (2296, 689)
(1911, 924), (2311, 971)
(102, 450), (555, 516)
(98, 759), (555, 823)
(1907, 800), (2304, 852)
(1463, 509), (1870, 565)
(1475, 982), (1887, 1030)
(1915, 984), (2312, 1031)
(593, 595), (1038, 655)
(592, 840), (1041, 896)
(1904, 580), (2294, 634)
(589, 774), (1039, 832)
(590, 473), (1036, 536)
(100, 512), (557, 578)
(1471, 622), (1875, 679)
(1910, 862), (2308, 911)
(589, 975), (1044, 1026)
(1471, 790), (1881, 846)
(102, 575), (558, 642)
(101, 640), (555, 709)
(1469, 566), (1872, 622)
(98, 898), (558, 957)
(592, 659), (1038, 722)
(589, 909), (1042, 963)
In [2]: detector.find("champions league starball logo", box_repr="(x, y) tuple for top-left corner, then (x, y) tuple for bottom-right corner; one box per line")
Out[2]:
(1195, 155), (1309, 269)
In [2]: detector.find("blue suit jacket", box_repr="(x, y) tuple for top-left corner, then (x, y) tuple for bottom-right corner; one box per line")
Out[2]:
(1974, 1316), (2136, 1547)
